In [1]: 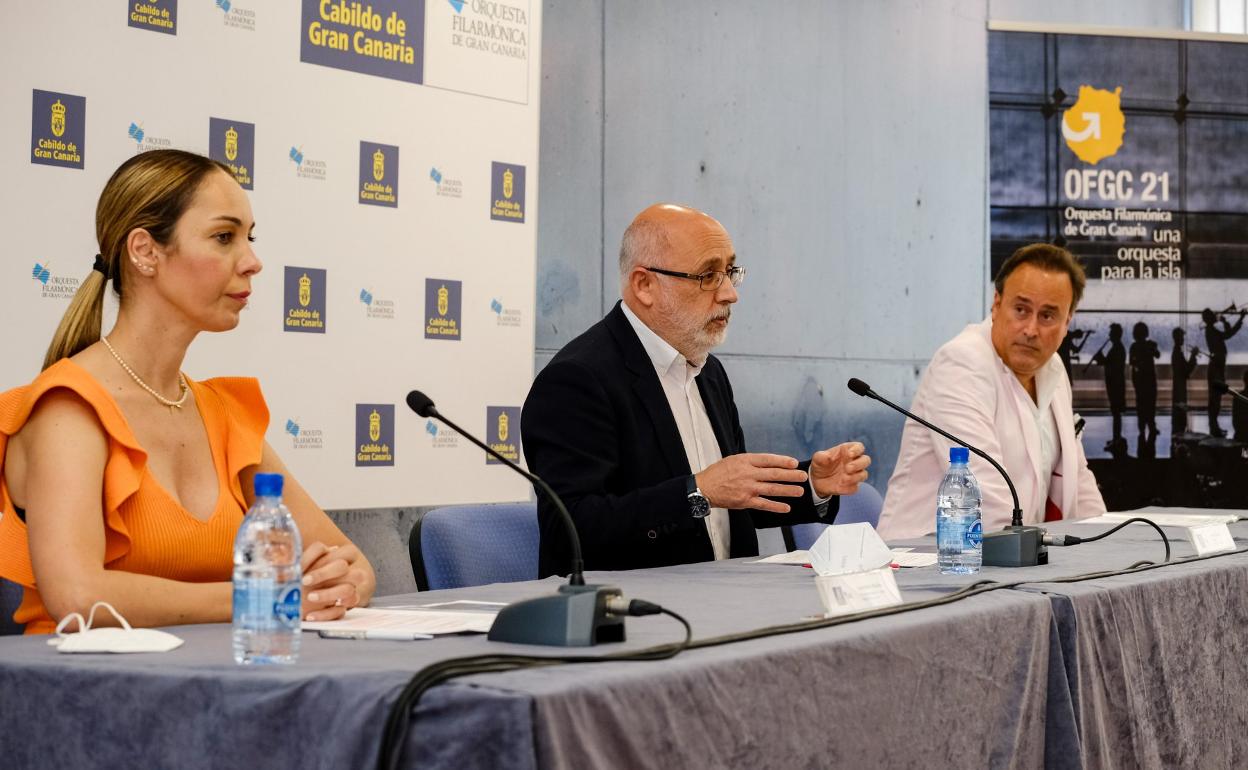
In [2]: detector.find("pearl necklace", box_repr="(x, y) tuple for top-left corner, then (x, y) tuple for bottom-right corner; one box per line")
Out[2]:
(100, 336), (190, 410)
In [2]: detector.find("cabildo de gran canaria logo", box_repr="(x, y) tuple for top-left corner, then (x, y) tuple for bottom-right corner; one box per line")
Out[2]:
(209, 118), (255, 189)
(300, 0), (425, 85)
(424, 278), (462, 340)
(485, 406), (521, 465)
(490, 161), (525, 222)
(31, 262), (79, 300)
(1061, 85), (1125, 165)
(31, 90), (85, 169)
(359, 141), (399, 207)
(355, 403), (395, 466)
(284, 266), (327, 333)
(128, 1), (177, 34)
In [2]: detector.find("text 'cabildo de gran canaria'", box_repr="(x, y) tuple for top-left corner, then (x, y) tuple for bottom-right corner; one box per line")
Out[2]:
(307, 1), (416, 64)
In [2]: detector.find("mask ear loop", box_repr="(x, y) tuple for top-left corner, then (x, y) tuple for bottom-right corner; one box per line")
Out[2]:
(51, 612), (87, 642)
(84, 601), (132, 631)
(49, 601), (133, 645)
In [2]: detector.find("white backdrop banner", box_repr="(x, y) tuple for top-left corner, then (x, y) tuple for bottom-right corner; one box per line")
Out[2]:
(1, 1), (541, 509)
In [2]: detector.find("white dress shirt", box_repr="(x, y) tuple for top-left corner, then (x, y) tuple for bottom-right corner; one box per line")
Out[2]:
(620, 303), (732, 559)
(1020, 362), (1062, 482)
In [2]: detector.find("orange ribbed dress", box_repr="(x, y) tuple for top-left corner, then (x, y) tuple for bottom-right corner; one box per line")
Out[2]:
(0, 359), (268, 634)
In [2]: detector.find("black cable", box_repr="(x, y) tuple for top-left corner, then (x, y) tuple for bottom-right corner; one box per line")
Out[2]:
(378, 543), (1246, 768)
(378, 605), (692, 770)
(1045, 517), (1172, 562)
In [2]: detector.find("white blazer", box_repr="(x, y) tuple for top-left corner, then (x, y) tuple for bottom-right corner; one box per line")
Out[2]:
(878, 319), (1106, 539)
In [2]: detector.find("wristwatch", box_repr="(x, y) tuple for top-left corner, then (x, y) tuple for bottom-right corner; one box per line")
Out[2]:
(686, 474), (710, 519)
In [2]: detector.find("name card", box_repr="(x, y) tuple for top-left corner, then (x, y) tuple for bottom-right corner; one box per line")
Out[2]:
(1188, 522), (1236, 556)
(815, 567), (903, 617)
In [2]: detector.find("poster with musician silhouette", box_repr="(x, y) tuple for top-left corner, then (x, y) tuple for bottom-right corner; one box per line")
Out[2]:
(989, 27), (1248, 508)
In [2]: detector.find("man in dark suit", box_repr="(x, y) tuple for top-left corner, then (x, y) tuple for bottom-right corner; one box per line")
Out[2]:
(522, 203), (871, 577)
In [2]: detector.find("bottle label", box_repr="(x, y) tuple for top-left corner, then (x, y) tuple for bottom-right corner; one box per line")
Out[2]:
(233, 577), (275, 629)
(273, 583), (302, 628)
(965, 520), (983, 548)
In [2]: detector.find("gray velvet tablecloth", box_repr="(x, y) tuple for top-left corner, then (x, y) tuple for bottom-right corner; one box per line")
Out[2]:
(1016, 516), (1248, 770)
(0, 511), (1243, 770)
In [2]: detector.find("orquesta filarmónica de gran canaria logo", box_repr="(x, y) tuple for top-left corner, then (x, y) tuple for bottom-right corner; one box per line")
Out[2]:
(1061, 85), (1125, 165)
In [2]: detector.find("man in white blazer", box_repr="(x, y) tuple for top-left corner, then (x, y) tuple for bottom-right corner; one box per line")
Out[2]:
(878, 244), (1107, 539)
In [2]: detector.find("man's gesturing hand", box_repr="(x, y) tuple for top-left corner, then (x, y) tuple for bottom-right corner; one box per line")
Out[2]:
(809, 442), (871, 498)
(695, 453), (809, 513)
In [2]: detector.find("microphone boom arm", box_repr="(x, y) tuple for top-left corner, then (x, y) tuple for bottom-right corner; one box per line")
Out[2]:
(425, 408), (586, 585)
(850, 381), (1024, 527)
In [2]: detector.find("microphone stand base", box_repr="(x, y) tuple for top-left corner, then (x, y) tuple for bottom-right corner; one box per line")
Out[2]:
(982, 525), (1048, 567)
(487, 583), (626, 646)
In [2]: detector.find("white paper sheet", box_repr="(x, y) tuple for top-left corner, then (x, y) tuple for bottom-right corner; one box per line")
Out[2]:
(889, 551), (938, 568)
(1076, 512), (1241, 528)
(750, 546), (934, 568)
(302, 607), (496, 635)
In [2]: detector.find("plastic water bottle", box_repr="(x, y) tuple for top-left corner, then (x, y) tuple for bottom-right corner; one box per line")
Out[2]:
(233, 473), (303, 664)
(937, 447), (982, 574)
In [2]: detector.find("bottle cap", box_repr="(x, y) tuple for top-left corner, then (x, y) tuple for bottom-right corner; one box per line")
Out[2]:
(949, 447), (970, 464)
(254, 473), (284, 497)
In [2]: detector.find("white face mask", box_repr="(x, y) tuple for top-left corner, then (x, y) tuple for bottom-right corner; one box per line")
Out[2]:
(46, 602), (184, 654)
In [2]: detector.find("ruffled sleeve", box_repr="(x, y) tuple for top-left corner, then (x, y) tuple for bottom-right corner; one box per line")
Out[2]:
(195, 377), (269, 511)
(0, 360), (148, 585)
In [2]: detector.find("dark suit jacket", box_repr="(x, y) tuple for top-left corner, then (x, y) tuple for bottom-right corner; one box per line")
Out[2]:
(522, 302), (836, 577)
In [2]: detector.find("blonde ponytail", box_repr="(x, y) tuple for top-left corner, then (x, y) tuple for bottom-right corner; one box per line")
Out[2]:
(41, 261), (110, 370)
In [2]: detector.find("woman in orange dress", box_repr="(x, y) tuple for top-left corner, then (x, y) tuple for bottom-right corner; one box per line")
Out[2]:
(0, 149), (375, 634)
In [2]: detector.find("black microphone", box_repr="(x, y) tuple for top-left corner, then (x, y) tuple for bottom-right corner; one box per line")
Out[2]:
(405, 390), (625, 646)
(846, 378), (1046, 567)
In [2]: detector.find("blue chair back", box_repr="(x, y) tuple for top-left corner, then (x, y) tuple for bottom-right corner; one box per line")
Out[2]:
(409, 503), (539, 591)
(0, 578), (25, 636)
(788, 482), (885, 551)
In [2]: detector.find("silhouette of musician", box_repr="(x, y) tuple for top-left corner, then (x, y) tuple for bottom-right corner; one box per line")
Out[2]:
(1129, 321), (1159, 453)
(1059, 328), (1091, 382)
(1203, 307), (1246, 437)
(1092, 323), (1126, 451)
(1170, 328), (1198, 435)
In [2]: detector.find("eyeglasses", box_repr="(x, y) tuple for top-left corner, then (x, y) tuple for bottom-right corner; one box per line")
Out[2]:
(644, 265), (746, 291)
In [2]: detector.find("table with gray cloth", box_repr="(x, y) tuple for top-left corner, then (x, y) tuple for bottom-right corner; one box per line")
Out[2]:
(0, 510), (1243, 770)
(1014, 516), (1248, 769)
